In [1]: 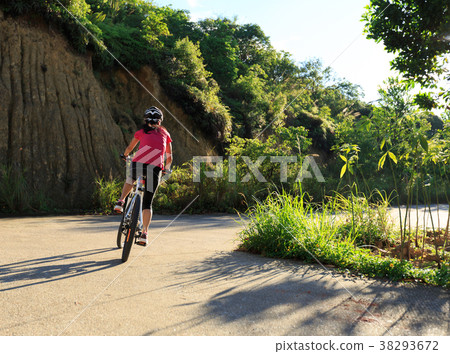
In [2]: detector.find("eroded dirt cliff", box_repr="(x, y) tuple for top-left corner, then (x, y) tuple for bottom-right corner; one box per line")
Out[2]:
(0, 11), (214, 209)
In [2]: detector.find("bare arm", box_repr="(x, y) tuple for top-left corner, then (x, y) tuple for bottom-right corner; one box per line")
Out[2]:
(165, 142), (172, 170)
(124, 138), (139, 157)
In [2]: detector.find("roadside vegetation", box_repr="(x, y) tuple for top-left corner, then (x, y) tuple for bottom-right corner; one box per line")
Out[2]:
(238, 191), (449, 287)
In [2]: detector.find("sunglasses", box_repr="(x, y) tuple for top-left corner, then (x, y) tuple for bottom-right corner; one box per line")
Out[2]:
(145, 118), (160, 124)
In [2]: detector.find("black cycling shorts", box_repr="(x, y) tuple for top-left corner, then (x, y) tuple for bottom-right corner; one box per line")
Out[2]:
(130, 162), (162, 210)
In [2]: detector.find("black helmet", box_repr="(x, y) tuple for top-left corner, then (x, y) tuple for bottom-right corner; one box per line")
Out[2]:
(144, 106), (163, 124)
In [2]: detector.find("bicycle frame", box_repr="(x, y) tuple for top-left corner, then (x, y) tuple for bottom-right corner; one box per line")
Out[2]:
(123, 176), (145, 240)
(118, 157), (158, 261)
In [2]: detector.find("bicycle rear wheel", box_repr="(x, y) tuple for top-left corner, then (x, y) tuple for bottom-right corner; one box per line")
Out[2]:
(121, 195), (140, 263)
(116, 196), (129, 249)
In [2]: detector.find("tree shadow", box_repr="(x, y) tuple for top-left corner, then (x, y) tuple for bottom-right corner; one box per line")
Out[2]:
(0, 248), (120, 292)
(55, 214), (242, 233)
(160, 251), (449, 335)
(53, 216), (123, 233)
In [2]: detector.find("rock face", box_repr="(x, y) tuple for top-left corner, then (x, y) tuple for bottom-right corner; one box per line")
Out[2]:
(0, 11), (214, 209)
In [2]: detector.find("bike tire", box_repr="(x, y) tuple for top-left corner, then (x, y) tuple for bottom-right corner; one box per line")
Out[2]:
(121, 194), (140, 263)
(116, 196), (129, 249)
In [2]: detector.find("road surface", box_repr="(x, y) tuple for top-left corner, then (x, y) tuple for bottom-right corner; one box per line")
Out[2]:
(0, 214), (448, 336)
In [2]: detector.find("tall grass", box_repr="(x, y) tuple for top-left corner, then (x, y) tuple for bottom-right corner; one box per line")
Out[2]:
(239, 190), (449, 287)
(93, 177), (123, 212)
(332, 189), (397, 247)
(0, 164), (51, 213)
(0, 164), (29, 212)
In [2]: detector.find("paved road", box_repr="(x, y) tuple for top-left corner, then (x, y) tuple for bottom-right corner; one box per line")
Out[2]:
(0, 214), (448, 336)
(390, 204), (449, 229)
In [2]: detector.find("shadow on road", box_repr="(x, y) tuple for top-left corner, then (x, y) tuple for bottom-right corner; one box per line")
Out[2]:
(152, 251), (449, 335)
(53, 214), (242, 234)
(0, 248), (120, 292)
(54, 216), (122, 233)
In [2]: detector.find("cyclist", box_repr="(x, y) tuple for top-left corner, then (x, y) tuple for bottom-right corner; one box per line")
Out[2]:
(114, 106), (172, 246)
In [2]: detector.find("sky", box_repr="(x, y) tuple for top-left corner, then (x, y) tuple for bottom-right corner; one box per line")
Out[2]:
(155, 0), (398, 102)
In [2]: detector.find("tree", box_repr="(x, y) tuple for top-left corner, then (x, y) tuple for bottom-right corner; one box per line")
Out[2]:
(234, 23), (270, 67)
(363, 0), (449, 84)
(197, 18), (239, 87)
(141, 9), (170, 48)
(164, 38), (232, 140)
(168, 37), (212, 89)
(230, 65), (272, 138)
(363, 0), (450, 107)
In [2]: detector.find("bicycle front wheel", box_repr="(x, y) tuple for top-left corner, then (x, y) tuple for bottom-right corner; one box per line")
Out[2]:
(121, 194), (140, 263)
(116, 196), (129, 249)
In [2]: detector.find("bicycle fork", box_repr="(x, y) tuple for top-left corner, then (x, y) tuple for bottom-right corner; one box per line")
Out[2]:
(124, 181), (144, 243)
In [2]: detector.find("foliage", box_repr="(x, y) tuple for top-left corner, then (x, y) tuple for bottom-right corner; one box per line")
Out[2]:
(239, 191), (449, 287)
(334, 77), (449, 200)
(333, 190), (396, 247)
(291, 110), (335, 150)
(0, 164), (51, 213)
(226, 126), (312, 185)
(229, 65), (285, 137)
(168, 37), (212, 88)
(162, 37), (232, 139)
(154, 126), (313, 212)
(334, 77), (450, 268)
(95, 19), (149, 69)
(363, 0), (449, 84)
(0, 164), (30, 212)
(93, 177), (123, 212)
(141, 7), (170, 48)
(363, 0), (450, 107)
(197, 18), (239, 87)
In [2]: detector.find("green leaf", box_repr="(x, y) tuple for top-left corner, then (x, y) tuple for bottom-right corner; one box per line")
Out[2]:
(419, 135), (428, 152)
(348, 164), (354, 175)
(339, 155), (347, 163)
(380, 138), (385, 151)
(388, 151), (398, 164)
(340, 164), (347, 178)
(378, 153), (387, 170)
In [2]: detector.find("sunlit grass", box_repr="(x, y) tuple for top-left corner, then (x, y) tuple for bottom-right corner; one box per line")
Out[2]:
(239, 190), (450, 287)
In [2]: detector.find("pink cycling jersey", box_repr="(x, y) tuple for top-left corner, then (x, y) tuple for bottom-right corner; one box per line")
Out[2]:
(132, 128), (172, 168)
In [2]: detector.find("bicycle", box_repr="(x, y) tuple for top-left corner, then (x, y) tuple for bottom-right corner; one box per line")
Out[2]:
(116, 173), (146, 263)
(116, 156), (170, 262)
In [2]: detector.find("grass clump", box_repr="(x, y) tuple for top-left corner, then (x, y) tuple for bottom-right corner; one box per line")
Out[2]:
(239, 190), (450, 288)
(0, 164), (52, 214)
(93, 177), (123, 213)
(333, 189), (397, 248)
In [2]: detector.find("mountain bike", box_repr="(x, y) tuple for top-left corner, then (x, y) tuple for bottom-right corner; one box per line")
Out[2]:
(116, 158), (145, 262)
(116, 157), (170, 262)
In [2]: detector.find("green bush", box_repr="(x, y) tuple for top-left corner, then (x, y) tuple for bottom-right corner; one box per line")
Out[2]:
(95, 20), (149, 69)
(333, 190), (397, 247)
(293, 110), (335, 151)
(93, 177), (122, 212)
(160, 37), (232, 140)
(239, 190), (449, 287)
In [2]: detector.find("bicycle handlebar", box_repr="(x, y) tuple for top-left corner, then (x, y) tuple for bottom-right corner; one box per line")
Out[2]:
(120, 154), (132, 162)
